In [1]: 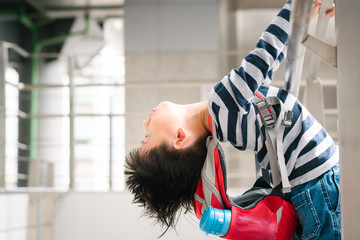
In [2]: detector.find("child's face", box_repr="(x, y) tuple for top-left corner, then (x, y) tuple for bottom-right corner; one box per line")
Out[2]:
(140, 101), (180, 153)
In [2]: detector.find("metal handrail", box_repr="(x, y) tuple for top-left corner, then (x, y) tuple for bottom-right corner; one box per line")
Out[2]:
(0, 187), (66, 195)
(284, 0), (313, 97)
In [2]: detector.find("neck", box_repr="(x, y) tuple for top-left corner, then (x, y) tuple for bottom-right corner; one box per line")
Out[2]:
(182, 101), (211, 138)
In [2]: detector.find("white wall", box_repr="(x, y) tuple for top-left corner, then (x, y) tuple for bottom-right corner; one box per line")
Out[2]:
(0, 193), (216, 240)
(54, 192), (216, 240)
(0, 195), (28, 240)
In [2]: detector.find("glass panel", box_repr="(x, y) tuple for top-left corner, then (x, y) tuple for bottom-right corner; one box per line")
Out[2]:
(74, 86), (124, 115)
(74, 144), (109, 191)
(110, 116), (125, 191)
(5, 68), (19, 188)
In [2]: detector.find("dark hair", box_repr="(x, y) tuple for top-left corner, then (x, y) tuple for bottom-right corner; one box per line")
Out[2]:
(125, 136), (208, 235)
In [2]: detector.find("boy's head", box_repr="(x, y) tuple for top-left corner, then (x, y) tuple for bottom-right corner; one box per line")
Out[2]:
(125, 101), (210, 231)
(139, 101), (204, 153)
(125, 136), (208, 230)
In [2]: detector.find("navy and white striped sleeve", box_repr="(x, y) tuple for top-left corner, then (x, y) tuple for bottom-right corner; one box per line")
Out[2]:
(208, 2), (291, 149)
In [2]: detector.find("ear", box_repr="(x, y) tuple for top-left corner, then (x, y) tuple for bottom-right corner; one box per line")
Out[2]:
(173, 128), (188, 150)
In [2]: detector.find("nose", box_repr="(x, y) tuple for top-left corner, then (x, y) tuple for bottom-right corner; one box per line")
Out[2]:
(143, 119), (149, 128)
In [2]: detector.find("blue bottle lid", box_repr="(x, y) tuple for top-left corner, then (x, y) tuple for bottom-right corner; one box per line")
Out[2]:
(199, 206), (231, 237)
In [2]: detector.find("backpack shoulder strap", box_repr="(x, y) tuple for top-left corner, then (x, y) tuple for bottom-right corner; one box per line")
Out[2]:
(254, 90), (293, 193)
(197, 137), (226, 214)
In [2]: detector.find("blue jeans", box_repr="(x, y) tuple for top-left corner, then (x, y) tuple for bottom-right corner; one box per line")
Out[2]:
(285, 163), (341, 240)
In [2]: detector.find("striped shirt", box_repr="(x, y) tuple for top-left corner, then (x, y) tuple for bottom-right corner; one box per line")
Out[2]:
(208, 2), (338, 188)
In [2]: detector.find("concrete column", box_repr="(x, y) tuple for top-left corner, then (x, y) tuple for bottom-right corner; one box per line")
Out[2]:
(336, 0), (360, 238)
(218, 0), (237, 76)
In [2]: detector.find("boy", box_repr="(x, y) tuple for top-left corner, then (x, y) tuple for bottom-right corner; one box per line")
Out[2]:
(125, 0), (339, 239)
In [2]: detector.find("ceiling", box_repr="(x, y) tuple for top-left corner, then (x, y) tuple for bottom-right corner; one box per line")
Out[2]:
(0, 0), (284, 20)
(29, 0), (282, 8)
(0, 0), (124, 19)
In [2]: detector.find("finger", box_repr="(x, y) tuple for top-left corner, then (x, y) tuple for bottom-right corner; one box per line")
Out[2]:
(311, 1), (321, 20)
(325, 4), (335, 18)
(314, 0), (321, 9)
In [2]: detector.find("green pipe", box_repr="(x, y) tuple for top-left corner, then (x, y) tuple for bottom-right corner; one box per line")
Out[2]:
(15, 0), (91, 164)
(18, 0), (39, 161)
(29, 16), (90, 163)
(30, 14), (90, 161)
(29, 41), (40, 161)
(34, 18), (55, 28)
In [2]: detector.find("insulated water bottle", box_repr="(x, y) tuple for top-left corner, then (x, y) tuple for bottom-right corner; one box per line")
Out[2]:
(199, 206), (231, 237)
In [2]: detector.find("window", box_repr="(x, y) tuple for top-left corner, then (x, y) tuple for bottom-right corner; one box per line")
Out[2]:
(5, 68), (19, 188)
(3, 18), (125, 192)
(61, 18), (126, 191)
(70, 43), (125, 191)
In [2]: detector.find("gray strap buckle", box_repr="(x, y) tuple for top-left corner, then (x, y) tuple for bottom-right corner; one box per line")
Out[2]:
(281, 110), (293, 127)
(255, 99), (276, 129)
(255, 99), (267, 109)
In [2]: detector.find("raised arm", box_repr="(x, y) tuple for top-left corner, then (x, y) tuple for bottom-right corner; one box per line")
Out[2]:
(221, 1), (291, 107)
(208, 1), (291, 147)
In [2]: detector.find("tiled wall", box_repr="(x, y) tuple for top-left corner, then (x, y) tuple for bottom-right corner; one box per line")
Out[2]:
(124, 0), (219, 153)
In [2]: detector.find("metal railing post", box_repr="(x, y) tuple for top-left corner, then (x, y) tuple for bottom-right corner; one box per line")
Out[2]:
(68, 57), (75, 191)
(0, 42), (8, 188)
(285, 0), (313, 97)
(303, 0), (334, 126)
(109, 97), (113, 191)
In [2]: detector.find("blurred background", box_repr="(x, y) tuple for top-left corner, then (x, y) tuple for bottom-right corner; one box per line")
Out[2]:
(0, 0), (340, 239)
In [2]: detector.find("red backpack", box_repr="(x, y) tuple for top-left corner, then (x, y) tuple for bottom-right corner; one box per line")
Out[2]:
(193, 93), (299, 240)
